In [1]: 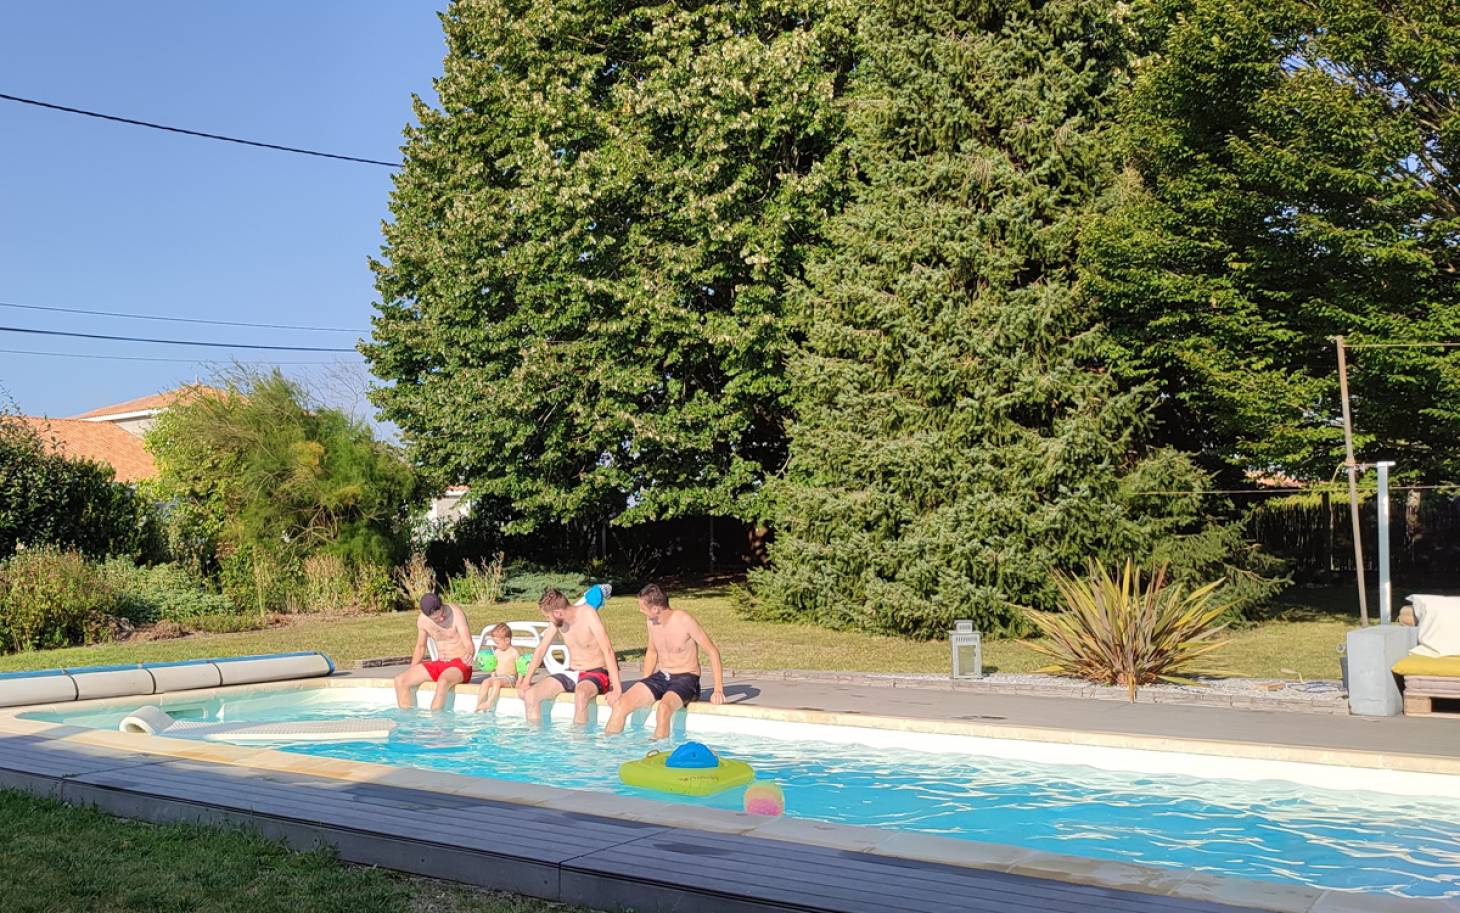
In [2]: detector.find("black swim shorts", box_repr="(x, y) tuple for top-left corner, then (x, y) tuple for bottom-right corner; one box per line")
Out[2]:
(640, 670), (701, 704)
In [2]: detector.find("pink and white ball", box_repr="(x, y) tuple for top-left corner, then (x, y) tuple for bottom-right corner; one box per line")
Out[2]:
(743, 781), (785, 816)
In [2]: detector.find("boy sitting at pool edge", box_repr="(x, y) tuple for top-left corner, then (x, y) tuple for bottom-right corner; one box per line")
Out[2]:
(473, 622), (522, 712)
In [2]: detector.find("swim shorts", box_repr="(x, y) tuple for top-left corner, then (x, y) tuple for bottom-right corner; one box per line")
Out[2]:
(640, 670), (701, 704)
(422, 658), (473, 685)
(549, 667), (612, 694)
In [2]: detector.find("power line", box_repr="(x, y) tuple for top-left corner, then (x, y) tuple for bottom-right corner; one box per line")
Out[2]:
(0, 347), (353, 366)
(1137, 483), (1458, 496)
(0, 300), (364, 333)
(0, 325), (356, 352)
(1339, 341), (1460, 349)
(0, 92), (402, 168)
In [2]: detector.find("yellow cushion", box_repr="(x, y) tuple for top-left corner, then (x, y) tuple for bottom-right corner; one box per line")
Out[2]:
(1393, 653), (1460, 677)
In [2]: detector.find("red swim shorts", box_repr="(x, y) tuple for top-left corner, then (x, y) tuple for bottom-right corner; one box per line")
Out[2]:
(422, 658), (473, 684)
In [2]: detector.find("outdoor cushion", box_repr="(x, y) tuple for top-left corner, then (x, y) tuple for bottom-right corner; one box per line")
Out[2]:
(1393, 654), (1460, 678)
(1409, 594), (1460, 658)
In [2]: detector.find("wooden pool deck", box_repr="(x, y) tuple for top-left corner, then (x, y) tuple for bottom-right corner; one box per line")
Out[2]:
(0, 730), (1272, 913)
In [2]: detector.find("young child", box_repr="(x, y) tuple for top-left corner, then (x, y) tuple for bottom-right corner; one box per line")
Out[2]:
(473, 622), (522, 712)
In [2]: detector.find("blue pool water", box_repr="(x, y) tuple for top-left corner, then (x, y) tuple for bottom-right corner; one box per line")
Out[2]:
(30, 689), (1460, 898)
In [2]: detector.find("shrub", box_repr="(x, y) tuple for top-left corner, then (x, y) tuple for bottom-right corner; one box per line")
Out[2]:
(101, 558), (240, 625)
(0, 413), (165, 562)
(497, 562), (588, 602)
(147, 372), (418, 583)
(1026, 560), (1232, 701)
(300, 554), (353, 613)
(300, 554), (398, 614)
(219, 547), (304, 616)
(0, 549), (121, 653)
(188, 613), (270, 634)
(443, 553), (505, 606)
(393, 553), (436, 609)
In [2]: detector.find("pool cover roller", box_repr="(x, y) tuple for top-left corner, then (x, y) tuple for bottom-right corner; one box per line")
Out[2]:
(0, 652), (335, 708)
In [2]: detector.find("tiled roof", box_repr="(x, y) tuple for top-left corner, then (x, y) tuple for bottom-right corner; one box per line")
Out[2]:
(71, 384), (222, 420)
(18, 417), (157, 483)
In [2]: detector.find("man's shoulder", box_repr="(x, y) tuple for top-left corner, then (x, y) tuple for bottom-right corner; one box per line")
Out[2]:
(667, 607), (698, 627)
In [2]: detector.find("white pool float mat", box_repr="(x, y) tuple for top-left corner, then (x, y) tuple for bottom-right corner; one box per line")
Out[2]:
(120, 705), (395, 743)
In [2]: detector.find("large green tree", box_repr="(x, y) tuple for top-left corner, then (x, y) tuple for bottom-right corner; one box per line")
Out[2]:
(365, 0), (852, 532)
(749, 0), (1251, 638)
(1083, 0), (1460, 482)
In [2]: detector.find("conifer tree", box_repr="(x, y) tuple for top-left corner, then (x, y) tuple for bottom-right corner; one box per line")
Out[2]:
(750, 0), (1239, 637)
(1084, 0), (1460, 482)
(364, 0), (852, 532)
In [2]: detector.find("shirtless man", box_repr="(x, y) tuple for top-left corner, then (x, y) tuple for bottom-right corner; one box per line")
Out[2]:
(605, 583), (725, 739)
(516, 588), (622, 725)
(394, 593), (475, 710)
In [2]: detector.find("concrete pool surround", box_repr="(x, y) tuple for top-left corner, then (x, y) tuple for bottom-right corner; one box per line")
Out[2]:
(3, 676), (1458, 913)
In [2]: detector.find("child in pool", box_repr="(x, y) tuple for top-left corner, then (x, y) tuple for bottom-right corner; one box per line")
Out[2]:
(473, 623), (522, 712)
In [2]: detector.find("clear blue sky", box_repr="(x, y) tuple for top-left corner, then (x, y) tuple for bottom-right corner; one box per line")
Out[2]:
(0, 2), (445, 422)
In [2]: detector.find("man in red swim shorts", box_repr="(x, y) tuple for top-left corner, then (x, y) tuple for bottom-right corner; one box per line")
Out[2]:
(394, 593), (475, 710)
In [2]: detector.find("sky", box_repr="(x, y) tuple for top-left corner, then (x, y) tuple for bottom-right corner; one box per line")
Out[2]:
(0, 2), (446, 425)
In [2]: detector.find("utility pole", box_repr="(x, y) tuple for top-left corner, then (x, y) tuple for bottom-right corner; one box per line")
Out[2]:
(1335, 336), (1369, 626)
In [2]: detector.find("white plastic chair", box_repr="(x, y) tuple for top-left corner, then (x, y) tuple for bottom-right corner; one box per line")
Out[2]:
(505, 621), (571, 676)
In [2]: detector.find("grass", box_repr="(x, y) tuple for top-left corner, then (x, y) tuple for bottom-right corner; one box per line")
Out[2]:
(0, 789), (585, 913)
(0, 582), (1365, 680)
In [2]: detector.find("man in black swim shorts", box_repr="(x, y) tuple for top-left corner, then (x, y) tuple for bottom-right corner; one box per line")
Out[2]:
(604, 583), (726, 739)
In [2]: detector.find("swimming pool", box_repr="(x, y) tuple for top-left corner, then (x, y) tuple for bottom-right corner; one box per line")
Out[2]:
(26, 686), (1460, 899)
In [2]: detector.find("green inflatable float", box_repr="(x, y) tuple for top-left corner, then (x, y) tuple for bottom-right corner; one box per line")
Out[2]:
(619, 742), (754, 797)
(476, 651), (531, 677)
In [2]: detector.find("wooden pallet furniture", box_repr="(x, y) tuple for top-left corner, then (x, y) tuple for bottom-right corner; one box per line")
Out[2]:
(1394, 605), (1460, 717)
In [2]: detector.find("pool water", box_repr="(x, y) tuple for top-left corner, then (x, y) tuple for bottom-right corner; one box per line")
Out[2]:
(29, 688), (1460, 898)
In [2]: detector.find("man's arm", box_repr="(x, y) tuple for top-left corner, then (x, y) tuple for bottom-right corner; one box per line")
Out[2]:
(591, 613), (623, 702)
(452, 605), (475, 657)
(687, 615), (726, 704)
(516, 629), (556, 689)
(640, 627), (659, 679)
(409, 626), (427, 667)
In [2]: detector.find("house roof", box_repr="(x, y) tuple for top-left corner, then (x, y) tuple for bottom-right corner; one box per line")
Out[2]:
(19, 417), (157, 483)
(70, 384), (222, 420)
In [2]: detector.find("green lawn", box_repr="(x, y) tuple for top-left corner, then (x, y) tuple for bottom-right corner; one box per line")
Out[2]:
(0, 584), (1358, 680)
(0, 789), (584, 913)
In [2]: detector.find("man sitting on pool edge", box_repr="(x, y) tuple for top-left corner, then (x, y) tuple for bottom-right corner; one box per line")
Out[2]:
(516, 587), (623, 725)
(394, 593), (475, 711)
(605, 583), (726, 739)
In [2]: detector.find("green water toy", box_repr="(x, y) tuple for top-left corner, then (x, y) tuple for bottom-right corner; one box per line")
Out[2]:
(475, 652), (531, 677)
(619, 742), (754, 796)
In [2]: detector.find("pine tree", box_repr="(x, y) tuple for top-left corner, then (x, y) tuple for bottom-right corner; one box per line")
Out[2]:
(364, 0), (852, 532)
(749, 0), (1241, 637)
(1083, 0), (1460, 483)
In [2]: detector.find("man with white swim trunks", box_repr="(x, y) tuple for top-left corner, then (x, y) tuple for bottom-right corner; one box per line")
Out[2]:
(516, 588), (622, 724)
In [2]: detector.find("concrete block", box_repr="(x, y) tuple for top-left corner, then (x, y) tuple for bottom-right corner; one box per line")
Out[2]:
(1346, 625), (1418, 716)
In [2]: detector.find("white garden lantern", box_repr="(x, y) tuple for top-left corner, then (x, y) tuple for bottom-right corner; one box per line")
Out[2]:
(950, 620), (983, 679)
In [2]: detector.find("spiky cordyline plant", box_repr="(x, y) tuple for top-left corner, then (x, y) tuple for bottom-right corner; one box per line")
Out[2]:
(1027, 560), (1231, 701)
